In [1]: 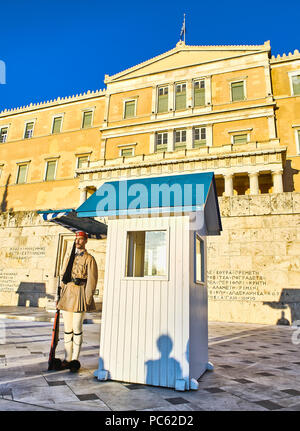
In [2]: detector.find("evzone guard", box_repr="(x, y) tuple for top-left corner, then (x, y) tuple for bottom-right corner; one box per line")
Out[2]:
(54, 230), (98, 372)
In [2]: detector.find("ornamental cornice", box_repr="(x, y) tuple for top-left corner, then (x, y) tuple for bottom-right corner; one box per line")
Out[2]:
(0, 89), (106, 118)
(76, 145), (287, 177)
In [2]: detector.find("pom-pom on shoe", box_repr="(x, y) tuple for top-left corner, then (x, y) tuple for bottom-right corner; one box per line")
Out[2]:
(60, 360), (71, 370)
(69, 360), (81, 373)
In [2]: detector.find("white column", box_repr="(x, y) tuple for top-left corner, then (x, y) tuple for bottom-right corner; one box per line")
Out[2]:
(79, 187), (87, 205)
(264, 65), (273, 98)
(224, 174), (234, 196)
(100, 138), (106, 159)
(249, 172), (260, 195)
(205, 76), (212, 106)
(206, 124), (213, 147)
(167, 129), (174, 152)
(268, 115), (277, 139)
(149, 133), (155, 153)
(186, 127), (193, 149)
(186, 79), (193, 109)
(168, 83), (174, 112)
(151, 86), (156, 115)
(272, 169), (283, 193)
(103, 94), (110, 127)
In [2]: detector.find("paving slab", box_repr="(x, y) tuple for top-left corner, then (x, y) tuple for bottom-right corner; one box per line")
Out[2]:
(0, 308), (300, 411)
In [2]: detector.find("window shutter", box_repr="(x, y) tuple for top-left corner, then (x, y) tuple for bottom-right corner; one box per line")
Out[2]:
(25, 122), (34, 138)
(231, 81), (245, 101)
(233, 134), (247, 144)
(45, 161), (56, 181)
(124, 101), (135, 118)
(82, 111), (93, 128)
(0, 128), (8, 142)
(121, 148), (133, 157)
(292, 75), (300, 95)
(77, 156), (88, 168)
(158, 92), (168, 113)
(194, 82), (205, 106)
(52, 117), (62, 133)
(194, 128), (206, 148)
(156, 133), (168, 152)
(17, 165), (27, 184)
(175, 86), (186, 110)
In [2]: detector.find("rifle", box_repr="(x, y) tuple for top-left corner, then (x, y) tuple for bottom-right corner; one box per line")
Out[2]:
(48, 282), (62, 371)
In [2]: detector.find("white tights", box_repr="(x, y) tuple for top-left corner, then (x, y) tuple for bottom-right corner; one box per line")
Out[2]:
(62, 311), (85, 361)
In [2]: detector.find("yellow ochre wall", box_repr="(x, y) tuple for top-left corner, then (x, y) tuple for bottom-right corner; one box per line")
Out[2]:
(212, 66), (267, 109)
(271, 62), (300, 191)
(0, 97), (105, 210)
(0, 43), (300, 212)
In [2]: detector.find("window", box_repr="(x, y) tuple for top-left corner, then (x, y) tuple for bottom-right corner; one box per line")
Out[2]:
(126, 230), (167, 277)
(45, 160), (57, 181)
(124, 100), (136, 119)
(52, 116), (63, 134)
(156, 132), (168, 152)
(195, 234), (204, 283)
(231, 81), (245, 101)
(174, 129), (186, 150)
(24, 122), (34, 139)
(175, 83), (186, 110)
(157, 86), (168, 113)
(16, 164), (28, 184)
(77, 156), (89, 169)
(194, 80), (205, 106)
(0, 127), (8, 143)
(120, 147), (134, 157)
(291, 74), (300, 96)
(82, 111), (93, 128)
(0, 164), (3, 179)
(194, 127), (206, 148)
(233, 134), (248, 144)
(296, 129), (300, 154)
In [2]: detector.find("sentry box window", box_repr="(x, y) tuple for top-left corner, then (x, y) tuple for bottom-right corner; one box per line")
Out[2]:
(195, 234), (205, 284)
(126, 230), (167, 277)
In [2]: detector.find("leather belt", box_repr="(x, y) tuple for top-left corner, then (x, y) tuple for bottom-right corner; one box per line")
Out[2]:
(71, 277), (87, 286)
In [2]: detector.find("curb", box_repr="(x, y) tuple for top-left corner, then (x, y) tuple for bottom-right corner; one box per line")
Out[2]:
(0, 314), (101, 324)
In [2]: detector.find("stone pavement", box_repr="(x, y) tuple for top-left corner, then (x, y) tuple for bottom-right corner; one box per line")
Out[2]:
(0, 307), (300, 411)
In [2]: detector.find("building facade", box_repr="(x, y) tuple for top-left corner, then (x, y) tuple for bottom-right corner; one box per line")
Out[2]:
(0, 40), (299, 324)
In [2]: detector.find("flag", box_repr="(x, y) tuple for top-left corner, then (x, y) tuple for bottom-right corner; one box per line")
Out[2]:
(180, 14), (186, 41)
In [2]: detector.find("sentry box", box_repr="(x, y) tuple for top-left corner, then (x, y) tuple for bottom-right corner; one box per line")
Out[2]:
(76, 172), (222, 391)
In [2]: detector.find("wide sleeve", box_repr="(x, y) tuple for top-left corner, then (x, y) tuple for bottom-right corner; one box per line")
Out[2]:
(85, 256), (98, 306)
(59, 253), (70, 286)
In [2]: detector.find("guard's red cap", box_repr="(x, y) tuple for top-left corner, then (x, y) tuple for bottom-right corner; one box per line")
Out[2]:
(75, 231), (88, 238)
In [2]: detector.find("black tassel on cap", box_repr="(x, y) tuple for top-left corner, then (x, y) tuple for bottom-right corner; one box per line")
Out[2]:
(62, 241), (76, 285)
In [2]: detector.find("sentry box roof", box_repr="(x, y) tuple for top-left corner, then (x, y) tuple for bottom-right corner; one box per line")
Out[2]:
(76, 172), (222, 236)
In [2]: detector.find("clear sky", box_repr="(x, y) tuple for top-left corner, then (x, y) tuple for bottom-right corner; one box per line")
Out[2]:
(0, 0), (299, 111)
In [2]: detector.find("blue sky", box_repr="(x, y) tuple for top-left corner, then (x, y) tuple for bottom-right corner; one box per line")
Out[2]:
(0, 0), (299, 111)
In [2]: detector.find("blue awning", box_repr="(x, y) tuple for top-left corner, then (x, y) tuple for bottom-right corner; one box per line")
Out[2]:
(76, 172), (222, 235)
(37, 209), (107, 239)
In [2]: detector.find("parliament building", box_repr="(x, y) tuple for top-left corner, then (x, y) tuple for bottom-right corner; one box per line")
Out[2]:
(0, 40), (299, 324)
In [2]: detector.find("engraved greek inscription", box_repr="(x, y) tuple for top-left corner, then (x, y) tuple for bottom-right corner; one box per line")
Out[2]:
(207, 269), (278, 301)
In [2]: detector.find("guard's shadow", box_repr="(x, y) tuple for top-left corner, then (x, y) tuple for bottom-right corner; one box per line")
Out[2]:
(263, 288), (300, 325)
(16, 282), (46, 307)
(145, 334), (183, 387)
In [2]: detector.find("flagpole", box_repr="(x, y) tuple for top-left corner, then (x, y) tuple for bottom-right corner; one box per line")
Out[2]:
(184, 13), (186, 44)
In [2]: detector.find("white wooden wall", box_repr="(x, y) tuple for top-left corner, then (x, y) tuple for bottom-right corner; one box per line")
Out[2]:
(189, 231), (208, 380)
(99, 215), (192, 388)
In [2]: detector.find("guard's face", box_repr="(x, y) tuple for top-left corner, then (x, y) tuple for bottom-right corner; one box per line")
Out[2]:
(75, 236), (87, 249)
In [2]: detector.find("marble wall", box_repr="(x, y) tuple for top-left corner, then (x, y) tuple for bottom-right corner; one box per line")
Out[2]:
(0, 192), (299, 325)
(0, 211), (106, 309)
(207, 192), (300, 324)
